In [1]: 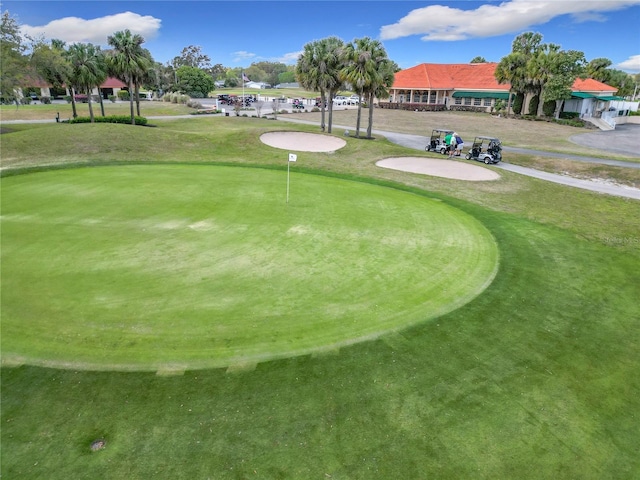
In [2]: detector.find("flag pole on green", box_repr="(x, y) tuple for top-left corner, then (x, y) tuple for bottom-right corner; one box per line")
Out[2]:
(287, 153), (297, 204)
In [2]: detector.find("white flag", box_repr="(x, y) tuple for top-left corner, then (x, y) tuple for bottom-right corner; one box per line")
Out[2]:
(288, 153), (297, 162)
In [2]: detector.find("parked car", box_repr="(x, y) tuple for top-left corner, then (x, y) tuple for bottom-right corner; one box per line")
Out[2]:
(348, 95), (360, 105)
(292, 99), (305, 109)
(333, 95), (349, 105)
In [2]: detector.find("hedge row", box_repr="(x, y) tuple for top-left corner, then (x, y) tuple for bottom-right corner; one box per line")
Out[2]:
(67, 115), (148, 126)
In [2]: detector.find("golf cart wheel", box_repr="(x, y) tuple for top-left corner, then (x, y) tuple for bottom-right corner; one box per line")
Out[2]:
(425, 146), (431, 152)
(465, 153), (471, 160)
(484, 157), (490, 164)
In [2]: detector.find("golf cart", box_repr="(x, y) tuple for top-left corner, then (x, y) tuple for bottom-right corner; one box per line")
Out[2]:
(425, 128), (454, 155)
(465, 136), (502, 164)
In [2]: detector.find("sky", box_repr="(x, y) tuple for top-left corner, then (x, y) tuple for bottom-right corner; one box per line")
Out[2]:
(3, 0), (640, 73)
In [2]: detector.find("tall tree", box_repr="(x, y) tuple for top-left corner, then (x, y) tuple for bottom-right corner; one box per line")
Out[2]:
(495, 32), (544, 116)
(495, 52), (525, 116)
(296, 37), (347, 133)
(541, 50), (587, 119)
(470, 56), (486, 63)
(528, 42), (562, 117)
(365, 56), (396, 139)
(586, 57), (612, 83)
(340, 37), (376, 138)
(340, 37), (393, 139)
(172, 45), (211, 69)
(0, 10), (29, 105)
(30, 38), (72, 99)
(107, 29), (147, 124)
(66, 43), (107, 122)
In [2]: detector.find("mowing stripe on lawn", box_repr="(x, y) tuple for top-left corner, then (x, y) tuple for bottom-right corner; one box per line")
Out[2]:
(1, 164), (499, 371)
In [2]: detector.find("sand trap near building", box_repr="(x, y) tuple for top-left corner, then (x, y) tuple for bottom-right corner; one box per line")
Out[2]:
(260, 131), (347, 152)
(376, 157), (501, 181)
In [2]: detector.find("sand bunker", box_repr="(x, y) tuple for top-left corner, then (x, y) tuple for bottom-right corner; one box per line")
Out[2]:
(260, 132), (346, 152)
(376, 157), (501, 181)
(260, 132), (498, 181)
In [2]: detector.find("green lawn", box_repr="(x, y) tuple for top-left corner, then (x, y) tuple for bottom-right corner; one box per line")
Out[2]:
(1, 164), (497, 370)
(1, 115), (639, 479)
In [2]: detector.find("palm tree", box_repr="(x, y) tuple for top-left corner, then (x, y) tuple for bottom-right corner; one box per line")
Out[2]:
(495, 52), (523, 116)
(339, 38), (394, 139)
(296, 41), (325, 130)
(66, 43), (106, 123)
(365, 56), (396, 139)
(107, 29), (146, 125)
(528, 43), (561, 117)
(495, 32), (544, 116)
(340, 37), (377, 138)
(296, 37), (344, 133)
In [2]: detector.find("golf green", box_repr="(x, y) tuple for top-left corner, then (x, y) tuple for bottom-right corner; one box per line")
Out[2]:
(1, 165), (499, 371)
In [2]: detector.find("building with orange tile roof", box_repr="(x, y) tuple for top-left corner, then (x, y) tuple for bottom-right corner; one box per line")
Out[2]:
(384, 62), (621, 116)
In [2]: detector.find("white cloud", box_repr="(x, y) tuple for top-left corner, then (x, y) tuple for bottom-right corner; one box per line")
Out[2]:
(380, 0), (640, 41)
(232, 51), (257, 63)
(277, 51), (303, 65)
(20, 11), (161, 45)
(617, 54), (640, 72)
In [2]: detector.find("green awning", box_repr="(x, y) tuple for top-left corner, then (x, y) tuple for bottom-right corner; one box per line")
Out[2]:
(452, 91), (509, 99)
(595, 95), (624, 101)
(571, 92), (595, 99)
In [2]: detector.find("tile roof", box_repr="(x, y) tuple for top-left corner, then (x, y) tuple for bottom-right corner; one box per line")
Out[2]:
(571, 77), (617, 94)
(27, 77), (127, 89)
(393, 63), (509, 91)
(393, 63), (617, 94)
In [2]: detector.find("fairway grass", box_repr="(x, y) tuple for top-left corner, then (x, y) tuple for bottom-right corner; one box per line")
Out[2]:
(1, 164), (498, 370)
(1, 117), (639, 479)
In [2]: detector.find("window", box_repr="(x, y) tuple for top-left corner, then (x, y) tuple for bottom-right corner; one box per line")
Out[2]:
(430, 92), (437, 103)
(483, 98), (492, 106)
(473, 98), (482, 106)
(464, 97), (472, 105)
(454, 97), (462, 105)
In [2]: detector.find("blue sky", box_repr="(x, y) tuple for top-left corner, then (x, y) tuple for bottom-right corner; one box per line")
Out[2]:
(4, 1), (640, 72)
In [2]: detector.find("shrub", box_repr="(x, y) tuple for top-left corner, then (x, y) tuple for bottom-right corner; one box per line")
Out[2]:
(512, 93), (524, 114)
(68, 115), (148, 126)
(40, 96), (52, 104)
(108, 95), (117, 103)
(527, 95), (539, 115)
(20, 97), (32, 105)
(543, 100), (555, 117)
(559, 111), (580, 119)
(64, 95), (72, 103)
(186, 100), (203, 109)
(117, 90), (130, 101)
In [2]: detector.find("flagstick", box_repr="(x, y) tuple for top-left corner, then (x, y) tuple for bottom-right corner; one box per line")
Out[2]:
(286, 159), (290, 204)
(287, 153), (296, 204)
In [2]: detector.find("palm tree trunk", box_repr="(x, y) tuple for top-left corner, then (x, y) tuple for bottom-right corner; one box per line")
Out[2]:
(87, 88), (95, 123)
(128, 79), (135, 124)
(135, 82), (141, 116)
(99, 89), (105, 116)
(320, 92), (326, 132)
(355, 93), (362, 138)
(71, 87), (78, 119)
(507, 92), (513, 117)
(366, 93), (375, 139)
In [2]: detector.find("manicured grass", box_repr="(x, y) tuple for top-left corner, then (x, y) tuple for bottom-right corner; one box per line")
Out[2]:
(1, 116), (639, 479)
(1, 164), (497, 370)
(0, 100), (193, 122)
